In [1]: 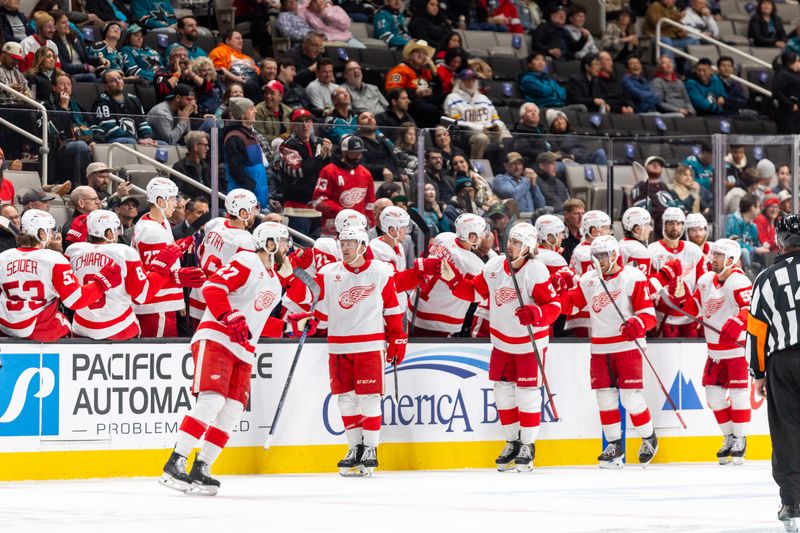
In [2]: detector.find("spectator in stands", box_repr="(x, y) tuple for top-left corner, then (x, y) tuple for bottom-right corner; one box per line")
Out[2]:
(682, 141), (714, 189)
(755, 193), (781, 253)
(189, 57), (222, 116)
(409, 0), (451, 45)
(0, 204), (20, 253)
(386, 39), (441, 128)
(244, 57), (278, 101)
(434, 30), (463, 64)
(596, 51), (634, 113)
(131, 0), (176, 29)
(567, 53), (606, 112)
(564, 5), (598, 59)
(643, 0), (699, 60)
(773, 51), (800, 133)
(84, 0), (132, 27)
(63, 184), (100, 245)
(21, 188), (54, 212)
(19, 11), (58, 73)
(474, 0), (523, 33)
(686, 58), (728, 116)
(683, 0), (719, 39)
(217, 82), (243, 120)
(276, 0), (313, 45)
(435, 47), (467, 95)
(774, 163), (791, 193)
(600, 8), (638, 62)
(374, 0), (411, 48)
(417, 182), (449, 234)
(519, 52), (567, 109)
(546, 109), (608, 165)
(223, 97), (271, 211)
(25, 46), (60, 103)
(173, 131), (212, 198)
(0, 0), (31, 43)
(452, 154), (496, 210)
(0, 41), (29, 100)
(789, 22), (800, 56)
(0, 165), (13, 203)
(511, 102), (549, 166)
(650, 55), (695, 116)
(444, 68), (509, 159)
(631, 155), (674, 237)
(166, 16), (206, 61)
(412, 148), (455, 203)
(154, 45), (201, 101)
(393, 123), (418, 184)
(53, 10), (97, 82)
(85, 161), (130, 207)
(561, 197), (584, 262)
(492, 151), (545, 213)
(112, 196), (138, 245)
(342, 59), (387, 115)
(169, 196), (187, 226)
(0, 41), (33, 158)
(754, 158), (777, 201)
(92, 69), (156, 144)
(748, 0), (787, 49)
(443, 175), (480, 227)
(47, 71), (93, 186)
(209, 29), (258, 85)
(325, 86), (358, 144)
(120, 24), (161, 82)
(622, 55), (661, 113)
(431, 125), (465, 174)
(532, 5), (571, 60)
(357, 110), (399, 182)
(254, 79), (292, 143)
(670, 164), (712, 216)
(534, 151), (569, 214)
(725, 193), (769, 273)
(286, 31), (324, 88)
(147, 83), (196, 145)
(88, 21), (126, 77)
(716, 56), (749, 116)
(725, 144), (750, 184)
(377, 89), (415, 142)
(725, 166), (759, 214)
(274, 107), (331, 236)
(302, 0), (365, 48)
(306, 57), (338, 116)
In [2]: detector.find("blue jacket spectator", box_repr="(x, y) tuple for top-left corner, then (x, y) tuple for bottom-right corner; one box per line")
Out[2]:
(519, 52), (567, 108)
(621, 56), (661, 112)
(686, 58), (728, 115)
(374, 0), (411, 48)
(131, 0), (177, 29)
(491, 152), (546, 213)
(717, 57), (748, 114)
(682, 143), (714, 189)
(724, 193), (764, 270)
(223, 98), (270, 210)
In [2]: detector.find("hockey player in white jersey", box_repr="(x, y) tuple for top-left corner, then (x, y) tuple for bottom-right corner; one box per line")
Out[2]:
(685, 213), (712, 269)
(161, 222), (303, 495)
(648, 207), (707, 338)
(0, 209), (123, 341)
(534, 214), (569, 275)
(310, 227), (406, 477)
(619, 207), (653, 275)
(409, 213), (487, 337)
(188, 189), (258, 324)
(672, 238), (752, 464)
(556, 235), (659, 467)
(66, 210), (189, 340)
(441, 223), (562, 472)
(133, 177), (206, 337)
(566, 210), (612, 335)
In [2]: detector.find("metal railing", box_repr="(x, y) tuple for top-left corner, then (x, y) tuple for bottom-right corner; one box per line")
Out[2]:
(0, 82), (49, 180)
(655, 17), (772, 97)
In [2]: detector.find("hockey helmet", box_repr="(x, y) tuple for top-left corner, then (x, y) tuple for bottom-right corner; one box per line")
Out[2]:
(335, 209), (368, 233)
(590, 234), (620, 264)
(662, 207), (686, 235)
(379, 206), (410, 233)
(581, 210), (611, 238)
(87, 209), (121, 241)
(622, 207), (652, 233)
(20, 209), (55, 244)
(225, 189), (258, 220)
(146, 177), (179, 206)
(508, 222), (538, 253)
(535, 214), (566, 243)
(776, 214), (800, 250)
(685, 213), (708, 230)
(709, 238), (741, 270)
(338, 227), (369, 247)
(253, 221), (290, 251)
(454, 213), (486, 245)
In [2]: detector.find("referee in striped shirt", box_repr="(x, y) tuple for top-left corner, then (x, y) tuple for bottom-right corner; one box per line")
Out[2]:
(748, 214), (800, 532)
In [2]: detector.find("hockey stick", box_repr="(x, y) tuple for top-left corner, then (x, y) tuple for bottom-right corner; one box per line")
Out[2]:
(406, 208), (430, 337)
(502, 218), (560, 422)
(590, 257), (687, 429)
(657, 288), (745, 348)
(264, 267), (321, 450)
(632, 161), (647, 185)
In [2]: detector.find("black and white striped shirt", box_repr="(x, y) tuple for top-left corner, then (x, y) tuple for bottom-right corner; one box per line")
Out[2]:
(748, 250), (800, 378)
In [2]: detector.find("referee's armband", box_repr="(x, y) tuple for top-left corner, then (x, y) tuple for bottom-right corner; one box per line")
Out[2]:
(747, 313), (769, 379)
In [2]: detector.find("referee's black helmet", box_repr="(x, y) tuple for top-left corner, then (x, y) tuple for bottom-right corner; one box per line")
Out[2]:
(776, 214), (800, 249)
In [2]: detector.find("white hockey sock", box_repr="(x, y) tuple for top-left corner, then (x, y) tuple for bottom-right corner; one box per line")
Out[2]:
(359, 394), (382, 447)
(494, 381), (520, 441)
(174, 392), (226, 457)
(596, 388), (622, 441)
(517, 386), (541, 445)
(729, 388), (751, 438)
(706, 385), (733, 435)
(620, 389), (653, 438)
(337, 392), (362, 448)
(198, 399), (244, 466)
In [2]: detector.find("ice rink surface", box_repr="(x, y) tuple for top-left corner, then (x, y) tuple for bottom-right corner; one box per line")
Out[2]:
(0, 461), (785, 532)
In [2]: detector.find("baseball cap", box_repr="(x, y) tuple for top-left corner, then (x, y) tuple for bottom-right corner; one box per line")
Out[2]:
(341, 135), (366, 152)
(264, 80), (284, 95)
(2, 42), (23, 60)
(764, 194), (780, 208)
(165, 83), (195, 100)
(291, 108), (312, 122)
(506, 152), (524, 164)
(21, 188), (56, 205)
(536, 151), (559, 164)
(455, 68), (479, 80)
(454, 176), (474, 194)
(86, 162), (116, 177)
(118, 195), (141, 207)
(779, 189), (792, 203)
(486, 202), (508, 218)
(644, 155), (666, 167)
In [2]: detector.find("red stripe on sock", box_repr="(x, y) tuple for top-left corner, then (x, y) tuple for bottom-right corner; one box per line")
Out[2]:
(629, 408), (652, 427)
(498, 407), (519, 426)
(731, 408), (751, 423)
(361, 415), (381, 431)
(342, 415), (361, 430)
(713, 408), (732, 424)
(179, 416), (207, 439)
(204, 426), (229, 448)
(599, 409), (621, 425)
(518, 411), (541, 427)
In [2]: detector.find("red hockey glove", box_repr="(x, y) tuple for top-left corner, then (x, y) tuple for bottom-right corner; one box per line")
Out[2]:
(414, 257), (442, 277)
(386, 333), (408, 365)
(665, 279), (687, 304)
(619, 316), (646, 341)
(148, 244), (183, 277)
(515, 304), (543, 327)
(441, 260), (463, 289)
(85, 261), (123, 292)
(287, 311), (319, 337)
(719, 315), (746, 345)
(173, 267), (207, 288)
(220, 310), (251, 346)
(289, 248), (313, 270)
(658, 259), (683, 283)
(550, 267), (575, 294)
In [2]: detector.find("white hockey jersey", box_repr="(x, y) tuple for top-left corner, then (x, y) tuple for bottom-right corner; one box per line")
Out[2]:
(314, 259), (402, 354)
(193, 251), (283, 361)
(619, 238), (652, 276)
(648, 239), (708, 325)
(410, 232), (485, 334)
(282, 237), (341, 315)
(132, 214), (184, 314)
(562, 266), (656, 354)
(369, 237), (411, 312)
(691, 269), (751, 360)
(537, 246), (569, 275)
(189, 219), (257, 320)
(566, 241), (594, 331)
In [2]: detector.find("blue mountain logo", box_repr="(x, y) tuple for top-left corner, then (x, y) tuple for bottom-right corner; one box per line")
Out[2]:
(663, 371), (703, 411)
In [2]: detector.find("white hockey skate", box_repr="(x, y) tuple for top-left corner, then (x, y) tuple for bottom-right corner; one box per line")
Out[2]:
(338, 445), (367, 478)
(731, 436), (746, 465)
(779, 504), (800, 532)
(598, 440), (624, 469)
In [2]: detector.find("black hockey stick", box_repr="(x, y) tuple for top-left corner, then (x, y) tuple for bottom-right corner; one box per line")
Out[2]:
(590, 257), (687, 429)
(502, 218), (560, 422)
(264, 267), (321, 449)
(657, 288), (745, 348)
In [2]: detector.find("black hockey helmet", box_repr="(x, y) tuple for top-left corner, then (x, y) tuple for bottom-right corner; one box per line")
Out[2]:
(776, 214), (800, 249)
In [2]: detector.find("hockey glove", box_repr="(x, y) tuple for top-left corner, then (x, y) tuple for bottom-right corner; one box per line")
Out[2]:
(719, 315), (746, 345)
(414, 257), (442, 277)
(666, 279), (687, 303)
(148, 244), (183, 277)
(515, 304), (543, 327)
(619, 316), (646, 341)
(440, 260), (463, 289)
(550, 267), (575, 294)
(658, 259), (683, 283)
(173, 267), (207, 288)
(386, 333), (408, 365)
(220, 310), (251, 346)
(85, 261), (123, 292)
(289, 248), (313, 270)
(287, 311), (319, 337)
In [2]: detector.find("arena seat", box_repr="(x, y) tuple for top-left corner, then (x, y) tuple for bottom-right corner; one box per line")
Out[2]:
(5, 171), (42, 196)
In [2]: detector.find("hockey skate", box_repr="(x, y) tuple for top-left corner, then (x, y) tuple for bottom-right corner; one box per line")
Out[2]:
(338, 445), (365, 478)
(515, 443), (535, 473)
(598, 440), (624, 469)
(187, 457), (220, 496)
(638, 433), (658, 466)
(779, 504), (800, 532)
(495, 440), (521, 472)
(731, 436), (747, 465)
(716, 434), (734, 465)
(359, 446), (378, 477)
(159, 451), (193, 492)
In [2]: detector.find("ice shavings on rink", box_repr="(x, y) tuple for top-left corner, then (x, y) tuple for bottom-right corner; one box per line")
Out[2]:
(0, 461), (783, 532)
